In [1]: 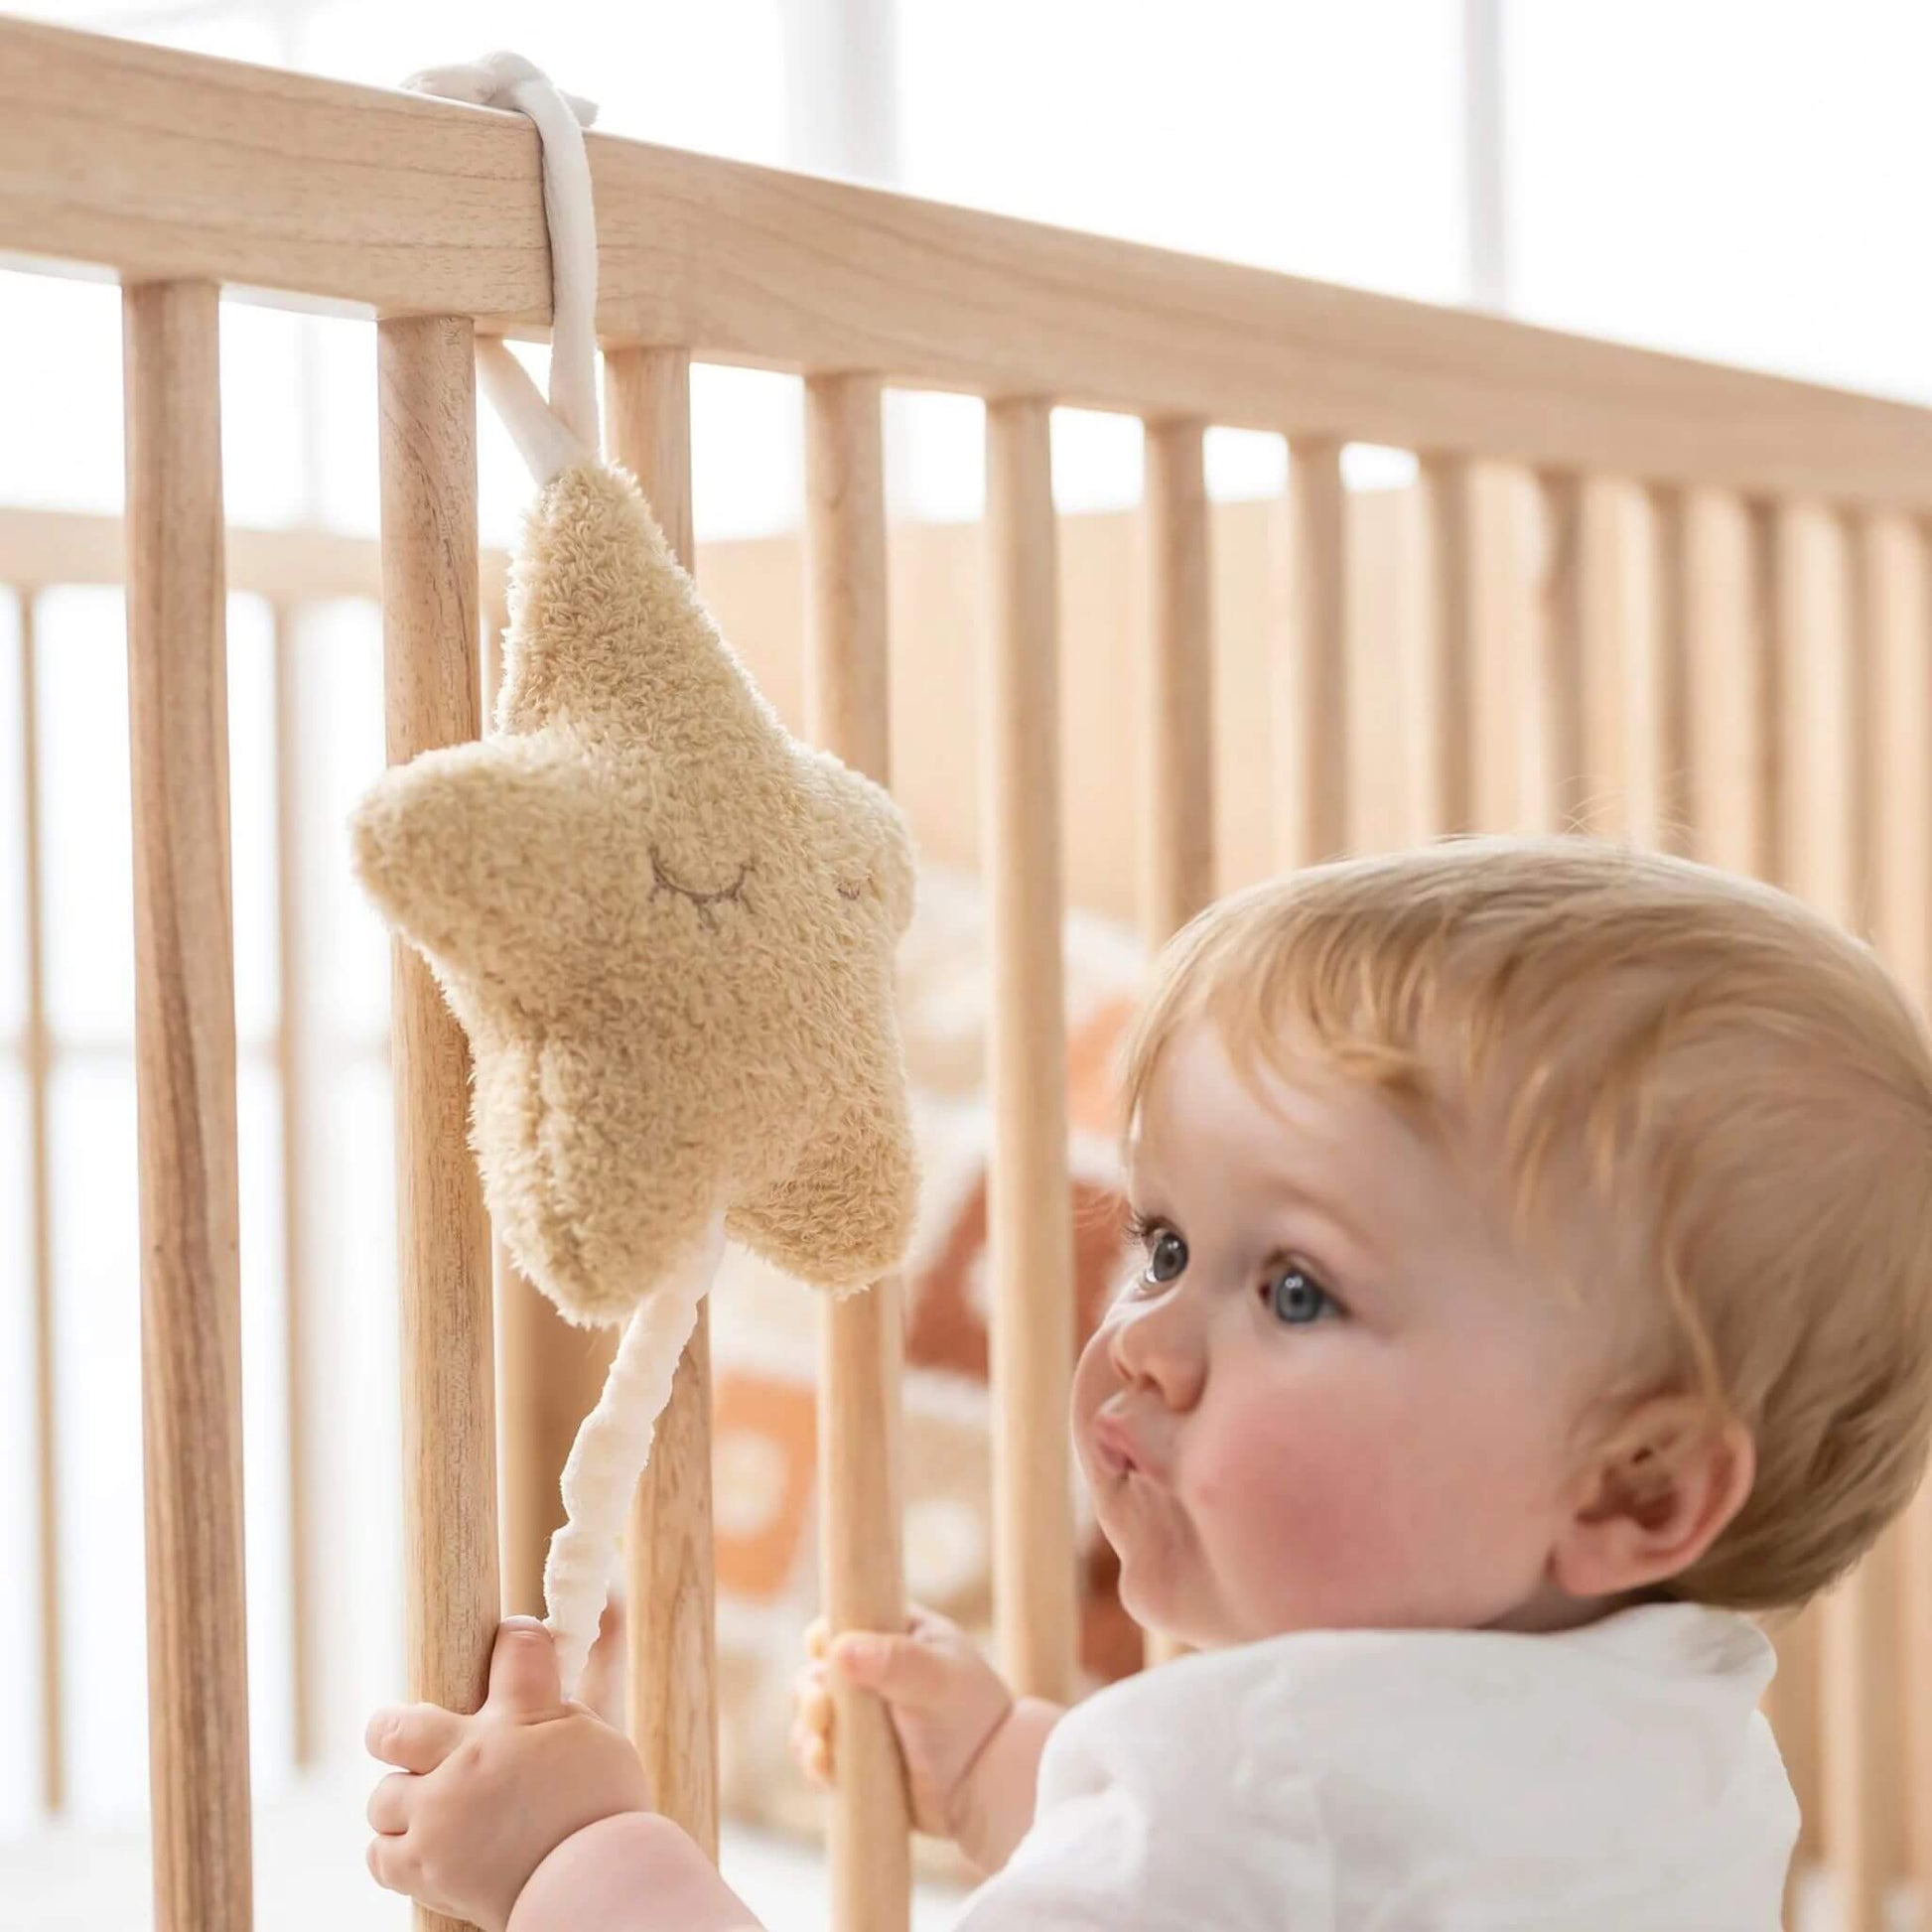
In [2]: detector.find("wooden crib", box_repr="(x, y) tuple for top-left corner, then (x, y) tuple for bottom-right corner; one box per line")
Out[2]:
(4, 16), (1931, 1932)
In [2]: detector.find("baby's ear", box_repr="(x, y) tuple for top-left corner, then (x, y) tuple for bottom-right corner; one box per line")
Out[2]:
(1549, 1396), (1755, 1600)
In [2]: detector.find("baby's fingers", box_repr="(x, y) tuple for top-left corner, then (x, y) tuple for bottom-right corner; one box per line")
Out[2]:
(789, 1665), (835, 1786)
(828, 1630), (953, 1709)
(365, 1770), (415, 1837)
(365, 1702), (465, 1774)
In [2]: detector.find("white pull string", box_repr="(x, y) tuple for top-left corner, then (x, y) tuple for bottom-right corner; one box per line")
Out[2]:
(405, 52), (602, 475)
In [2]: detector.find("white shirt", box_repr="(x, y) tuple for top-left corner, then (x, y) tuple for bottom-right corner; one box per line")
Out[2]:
(954, 1603), (1797, 1930)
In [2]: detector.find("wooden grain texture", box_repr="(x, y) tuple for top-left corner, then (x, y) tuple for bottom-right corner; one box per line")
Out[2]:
(1578, 480), (1648, 842)
(1530, 473), (1591, 836)
(0, 502), (511, 610)
(983, 398), (1079, 1705)
(1643, 486), (1694, 855)
(18, 587), (63, 1812)
(1139, 418), (1215, 943)
(270, 599), (319, 1768)
(482, 601), (621, 1628)
(1135, 420), (1215, 1671)
(1680, 492), (1774, 879)
(123, 277), (252, 1932)
(1910, 1473), (1932, 1916)
(378, 313), (497, 1932)
(1462, 465), (1537, 833)
(1863, 513), (1932, 1907)
(1813, 511), (1903, 1932)
(803, 371), (914, 1932)
(9, 20), (1932, 507)
(1767, 500), (1866, 1922)
(604, 345), (720, 1858)
(0, 489), (1401, 931)
(1276, 437), (1347, 865)
(1417, 455), (1475, 837)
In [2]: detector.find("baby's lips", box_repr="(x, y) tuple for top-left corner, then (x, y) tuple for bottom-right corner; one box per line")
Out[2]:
(1088, 1409), (1144, 1479)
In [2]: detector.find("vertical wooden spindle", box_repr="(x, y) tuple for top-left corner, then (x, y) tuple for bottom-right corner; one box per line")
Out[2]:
(1276, 435), (1347, 866)
(804, 370), (912, 1932)
(984, 397), (1078, 1704)
(378, 313), (496, 1932)
(1645, 486), (1694, 855)
(1680, 492), (1772, 879)
(1418, 455), (1476, 838)
(1761, 498), (1847, 1922)
(270, 598), (319, 1769)
(124, 277), (252, 1932)
(1137, 417), (1214, 1669)
(1877, 515), (1932, 1912)
(19, 587), (63, 1814)
(1749, 502), (1788, 885)
(604, 345), (720, 1857)
(1140, 417), (1215, 936)
(483, 589), (619, 1637)
(1809, 507), (1890, 1932)
(1532, 471), (1588, 835)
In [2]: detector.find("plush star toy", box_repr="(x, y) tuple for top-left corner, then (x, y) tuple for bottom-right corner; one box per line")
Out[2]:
(350, 54), (918, 1692)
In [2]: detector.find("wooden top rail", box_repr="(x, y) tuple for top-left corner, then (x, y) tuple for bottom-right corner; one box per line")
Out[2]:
(8, 19), (1932, 511)
(0, 504), (510, 606)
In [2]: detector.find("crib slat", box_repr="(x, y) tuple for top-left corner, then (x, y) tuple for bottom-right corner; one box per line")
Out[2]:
(18, 586), (63, 1813)
(1531, 472), (1591, 835)
(483, 590), (620, 1636)
(1839, 509), (1932, 1916)
(1816, 509), (1908, 1932)
(1866, 513), (1932, 1910)
(378, 314), (497, 1932)
(269, 598), (320, 1770)
(1418, 455), (1476, 837)
(1751, 498), (1815, 1920)
(1276, 436), (1347, 864)
(605, 344), (722, 1857)
(804, 370), (914, 1932)
(1140, 417), (1216, 936)
(1680, 492), (1773, 878)
(1643, 486), (1694, 854)
(984, 397), (1079, 1704)
(1771, 500), (1873, 1925)
(124, 277), (252, 1932)
(1137, 418), (1214, 1670)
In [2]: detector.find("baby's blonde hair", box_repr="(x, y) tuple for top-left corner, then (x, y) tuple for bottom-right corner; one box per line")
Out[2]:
(1123, 837), (1932, 1611)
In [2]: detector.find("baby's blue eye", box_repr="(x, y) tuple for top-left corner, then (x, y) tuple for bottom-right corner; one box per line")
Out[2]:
(1144, 1229), (1188, 1285)
(1267, 1266), (1333, 1325)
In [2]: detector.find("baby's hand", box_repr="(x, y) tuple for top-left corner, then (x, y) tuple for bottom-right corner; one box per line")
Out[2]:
(793, 1606), (1014, 1849)
(365, 1617), (651, 1932)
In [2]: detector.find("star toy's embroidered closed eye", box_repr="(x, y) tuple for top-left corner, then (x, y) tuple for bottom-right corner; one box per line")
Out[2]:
(349, 52), (919, 1695)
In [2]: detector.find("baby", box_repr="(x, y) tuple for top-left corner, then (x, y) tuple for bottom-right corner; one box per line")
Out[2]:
(364, 836), (1932, 1930)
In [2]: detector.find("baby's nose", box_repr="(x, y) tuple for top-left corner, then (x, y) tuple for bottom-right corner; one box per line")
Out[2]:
(1108, 1292), (1207, 1411)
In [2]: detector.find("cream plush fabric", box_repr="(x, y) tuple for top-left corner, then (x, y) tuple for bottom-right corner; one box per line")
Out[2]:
(351, 458), (920, 1325)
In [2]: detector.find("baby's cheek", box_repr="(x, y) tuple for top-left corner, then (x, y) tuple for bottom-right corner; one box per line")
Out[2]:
(1183, 1376), (1412, 1623)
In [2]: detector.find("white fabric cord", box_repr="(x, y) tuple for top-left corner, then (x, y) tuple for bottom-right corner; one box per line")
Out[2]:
(542, 1216), (727, 1697)
(405, 52), (603, 472)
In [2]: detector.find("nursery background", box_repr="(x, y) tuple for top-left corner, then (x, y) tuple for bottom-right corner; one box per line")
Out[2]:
(0, 0), (1928, 1924)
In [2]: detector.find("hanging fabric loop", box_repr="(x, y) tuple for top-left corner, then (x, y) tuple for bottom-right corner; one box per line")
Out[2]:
(405, 53), (603, 477)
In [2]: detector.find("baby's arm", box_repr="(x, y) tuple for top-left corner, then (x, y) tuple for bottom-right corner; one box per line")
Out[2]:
(507, 1815), (762, 1932)
(796, 1607), (1063, 1875)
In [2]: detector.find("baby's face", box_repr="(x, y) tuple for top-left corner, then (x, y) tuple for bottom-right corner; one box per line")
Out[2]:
(1072, 1023), (1608, 1648)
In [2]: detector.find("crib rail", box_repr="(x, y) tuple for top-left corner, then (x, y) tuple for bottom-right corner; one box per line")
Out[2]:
(6, 16), (1932, 1932)
(7, 18), (1932, 511)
